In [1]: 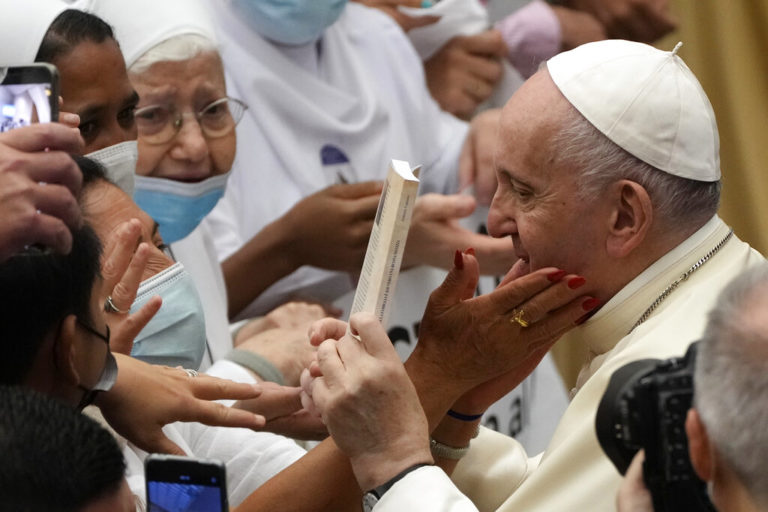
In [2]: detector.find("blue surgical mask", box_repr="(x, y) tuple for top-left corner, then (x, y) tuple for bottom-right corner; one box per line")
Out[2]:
(232, 0), (348, 46)
(133, 173), (229, 244)
(129, 262), (207, 369)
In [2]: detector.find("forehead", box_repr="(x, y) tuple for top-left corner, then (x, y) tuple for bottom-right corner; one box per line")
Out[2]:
(495, 70), (573, 181)
(82, 181), (155, 239)
(56, 39), (134, 112)
(131, 51), (226, 100)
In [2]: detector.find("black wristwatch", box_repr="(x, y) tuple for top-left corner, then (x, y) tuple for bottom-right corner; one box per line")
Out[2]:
(362, 463), (432, 511)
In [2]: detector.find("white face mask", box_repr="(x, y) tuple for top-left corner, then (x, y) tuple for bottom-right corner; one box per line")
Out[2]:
(86, 141), (138, 196)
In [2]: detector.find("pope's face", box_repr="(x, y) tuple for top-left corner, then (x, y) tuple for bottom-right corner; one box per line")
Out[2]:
(130, 51), (236, 182)
(487, 71), (611, 286)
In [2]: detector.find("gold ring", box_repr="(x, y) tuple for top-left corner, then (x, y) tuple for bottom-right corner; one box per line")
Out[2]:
(510, 309), (529, 328)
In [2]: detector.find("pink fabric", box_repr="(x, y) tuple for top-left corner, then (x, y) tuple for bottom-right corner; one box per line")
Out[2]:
(494, 0), (561, 78)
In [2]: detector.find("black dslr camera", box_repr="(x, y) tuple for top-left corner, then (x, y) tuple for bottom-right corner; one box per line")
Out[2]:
(595, 343), (715, 511)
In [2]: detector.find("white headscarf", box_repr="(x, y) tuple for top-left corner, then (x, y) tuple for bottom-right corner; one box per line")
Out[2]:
(0, 0), (67, 65)
(82, 0), (217, 69)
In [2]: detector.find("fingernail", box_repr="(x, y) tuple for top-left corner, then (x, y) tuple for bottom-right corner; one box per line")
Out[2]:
(568, 276), (586, 289)
(547, 270), (566, 282)
(454, 249), (464, 270)
(464, 247), (476, 256)
(421, 0), (433, 7)
(582, 297), (600, 311)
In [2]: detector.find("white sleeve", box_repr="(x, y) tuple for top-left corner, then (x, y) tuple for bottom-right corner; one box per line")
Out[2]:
(176, 422), (307, 508)
(375, 466), (479, 511)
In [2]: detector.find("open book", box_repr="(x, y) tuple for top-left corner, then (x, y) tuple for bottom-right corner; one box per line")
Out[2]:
(349, 159), (421, 327)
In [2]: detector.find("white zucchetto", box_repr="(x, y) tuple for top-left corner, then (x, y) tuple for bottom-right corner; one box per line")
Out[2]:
(547, 39), (720, 182)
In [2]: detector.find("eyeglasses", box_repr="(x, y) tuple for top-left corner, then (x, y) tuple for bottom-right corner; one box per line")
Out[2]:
(77, 319), (110, 346)
(134, 97), (248, 145)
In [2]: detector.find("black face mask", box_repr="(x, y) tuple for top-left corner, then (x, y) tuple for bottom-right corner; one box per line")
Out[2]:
(75, 322), (118, 412)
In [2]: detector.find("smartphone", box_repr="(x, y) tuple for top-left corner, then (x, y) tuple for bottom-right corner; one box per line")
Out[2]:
(145, 454), (228, 512)
(0, 63), (59, 132)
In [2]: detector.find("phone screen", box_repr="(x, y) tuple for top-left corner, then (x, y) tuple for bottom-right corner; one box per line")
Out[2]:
(0, 64), (59, 132)
(145, 455), (227, 512)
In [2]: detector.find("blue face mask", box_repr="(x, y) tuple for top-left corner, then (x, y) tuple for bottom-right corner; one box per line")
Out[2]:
(129, 262), (207, 369)
(133, 173), (229, 244)
(232, 0), (348, 46)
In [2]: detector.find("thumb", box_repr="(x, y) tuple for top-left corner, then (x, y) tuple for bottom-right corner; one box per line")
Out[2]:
(144, 432), (186, 456)
(327, 181), (383, 200)
(430, 249), (480, 307)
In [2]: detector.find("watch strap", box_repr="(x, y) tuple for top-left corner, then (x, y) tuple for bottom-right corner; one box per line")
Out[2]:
(368, 462), (432, 499)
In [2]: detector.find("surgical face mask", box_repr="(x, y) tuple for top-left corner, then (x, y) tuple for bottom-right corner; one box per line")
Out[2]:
(86, 140), (138, 196)
(232, 0), (348, 46)
(129, 262), (207, 369)
(133, 173), (229, 244)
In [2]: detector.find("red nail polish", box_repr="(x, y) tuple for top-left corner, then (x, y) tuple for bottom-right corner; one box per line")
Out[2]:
(568, 276), (586, 289)
(582, 297), (600, 311)
(547, 270), (566, 282)
(464, 247), (476, 256)
(454, 249), (464, 270)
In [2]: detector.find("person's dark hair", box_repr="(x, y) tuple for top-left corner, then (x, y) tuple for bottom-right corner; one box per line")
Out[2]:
(0, 385), (126, 511)
(35, 9), (115, 63)
(74, 155), (110, 189)
(0, 223), (103, 385)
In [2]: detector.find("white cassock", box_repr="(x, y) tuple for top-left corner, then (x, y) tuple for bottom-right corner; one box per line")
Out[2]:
(203, 2), (469, 318)
(372, 216), (766, 511)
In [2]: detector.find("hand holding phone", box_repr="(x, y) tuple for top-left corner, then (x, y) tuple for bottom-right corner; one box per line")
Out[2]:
(145, 454), (228, 512)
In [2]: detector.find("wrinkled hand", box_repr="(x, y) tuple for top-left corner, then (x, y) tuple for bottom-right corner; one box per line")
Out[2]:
(425, 30), (506, 119)
(282, 182), (382, 273)
(99, 219), (162, 354)
(235, 327), (318, 386)
(236, 382), (327, 440)
(565, 0), (676, 42)
(403, 193), (515, 275)
(408, 250), (594, 414)
(618, 451), (654, 512)
(551, 6), (607, 51)
(0, 123), (84, 262)
(352, 0), (440, 31)
(308, 313), (433, 490)
(235, 301), (335, 345)
(458, 108), (501, 205)
(96, 354), (265, 455)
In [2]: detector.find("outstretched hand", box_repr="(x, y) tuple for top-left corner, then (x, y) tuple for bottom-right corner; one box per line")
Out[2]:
(97, 355), (265, 455)
(407, 250), (596, 418)
(99, 219), (162, 354)
(403, 193), (516, 275)
(281, 181), (383, 274)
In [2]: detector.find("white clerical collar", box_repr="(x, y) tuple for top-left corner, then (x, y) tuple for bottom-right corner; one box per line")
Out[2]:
(571, 215), (727, 356)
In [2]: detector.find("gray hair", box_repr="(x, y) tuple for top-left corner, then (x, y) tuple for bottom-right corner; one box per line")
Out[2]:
(549, 104), (721, 232)
(129, 33), (218, 75)
(695, 263), (768, 508)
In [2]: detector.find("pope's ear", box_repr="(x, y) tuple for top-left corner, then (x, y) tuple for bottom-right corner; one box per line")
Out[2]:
(54, 314), (82, 387)
(686, 408), (713, 482)
(605, 180), (653, 258)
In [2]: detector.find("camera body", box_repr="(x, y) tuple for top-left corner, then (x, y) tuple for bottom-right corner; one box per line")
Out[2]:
(596, 342), (715, 511)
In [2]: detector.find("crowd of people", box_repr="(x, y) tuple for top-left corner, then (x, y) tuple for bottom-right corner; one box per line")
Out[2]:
(0, 0), (764, 511)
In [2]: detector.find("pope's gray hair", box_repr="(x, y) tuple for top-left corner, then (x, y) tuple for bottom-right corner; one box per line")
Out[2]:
(695, 263), (768, 508)
(549, 104), (721, 232)
(129, 33), (218, 75)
